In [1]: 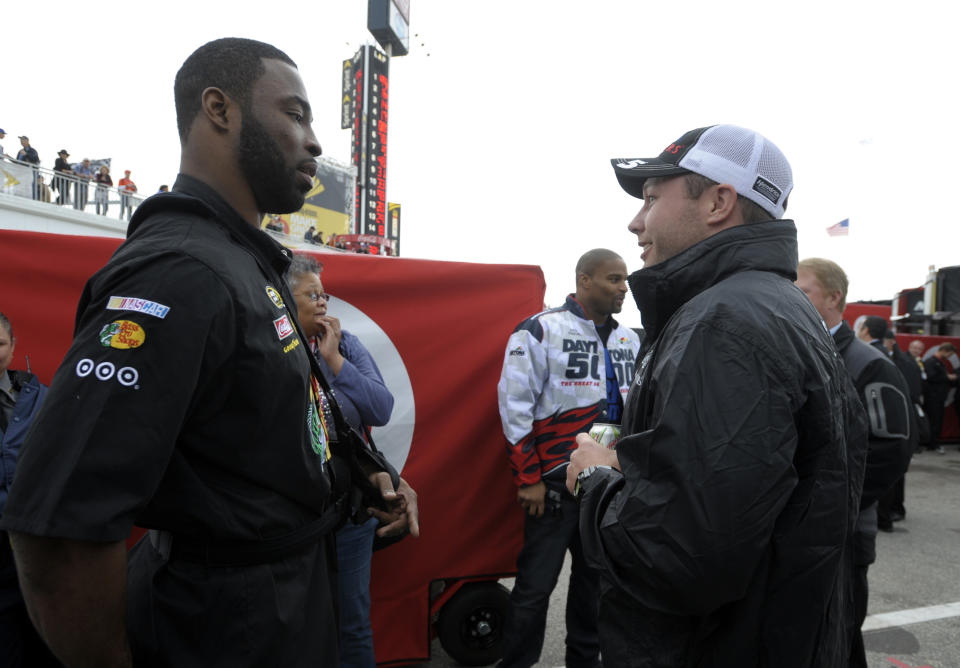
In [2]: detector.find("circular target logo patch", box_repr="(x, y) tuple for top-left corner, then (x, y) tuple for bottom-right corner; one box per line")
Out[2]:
(117, 367), (139, 387)
(95, 362), (116, 381)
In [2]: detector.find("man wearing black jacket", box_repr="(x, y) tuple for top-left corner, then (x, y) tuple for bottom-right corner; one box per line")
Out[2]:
(567, 125), (866, 667)
(1, 38), (417, 667)
(796, 258), (912, 668)
(925, 343), (959, 453)
(879, 329), (922, 521)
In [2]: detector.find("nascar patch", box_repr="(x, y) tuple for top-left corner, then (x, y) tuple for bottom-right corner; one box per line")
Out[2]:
(266, 285), (285, 308)
(273, 314), (294, 340)
(106, 296), (170, 319)
(99, 320), (146, 349)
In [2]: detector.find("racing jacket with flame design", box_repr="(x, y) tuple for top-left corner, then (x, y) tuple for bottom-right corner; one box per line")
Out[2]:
(497, 295), (641, 487)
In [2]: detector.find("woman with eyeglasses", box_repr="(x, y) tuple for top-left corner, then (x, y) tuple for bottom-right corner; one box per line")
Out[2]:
(284, 253), (394, 668)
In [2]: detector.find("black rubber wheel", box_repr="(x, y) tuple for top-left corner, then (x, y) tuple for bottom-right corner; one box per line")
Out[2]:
(437, 581), (510, 666)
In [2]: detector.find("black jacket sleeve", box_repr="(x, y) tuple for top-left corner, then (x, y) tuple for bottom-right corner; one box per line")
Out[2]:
(578, 323), (802, 616)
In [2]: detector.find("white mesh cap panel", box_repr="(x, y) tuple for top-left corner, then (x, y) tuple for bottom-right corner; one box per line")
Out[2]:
(757, 142), (792, 194)
(677, 124), (793, 218)
(696, 125), (756, 168)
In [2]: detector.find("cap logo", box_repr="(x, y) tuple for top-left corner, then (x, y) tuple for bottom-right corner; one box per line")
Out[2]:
(663, 143), (685, 155)
(752, 176), (782, 205)
(615, 159), (647, 169)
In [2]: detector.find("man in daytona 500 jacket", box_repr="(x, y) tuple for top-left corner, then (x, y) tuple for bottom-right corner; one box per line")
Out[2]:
(568, 125), (867, 667)
(497, 248), (641, 668)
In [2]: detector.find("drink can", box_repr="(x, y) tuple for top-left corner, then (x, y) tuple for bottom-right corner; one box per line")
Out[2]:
(589, 422), (621, 450)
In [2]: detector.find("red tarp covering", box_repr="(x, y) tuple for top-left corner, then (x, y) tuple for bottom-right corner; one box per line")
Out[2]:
(0, 229), (539, 665)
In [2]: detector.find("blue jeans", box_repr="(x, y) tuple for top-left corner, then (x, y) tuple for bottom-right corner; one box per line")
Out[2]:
(336, 516), (378, 668)
(499, 481), (601, 668)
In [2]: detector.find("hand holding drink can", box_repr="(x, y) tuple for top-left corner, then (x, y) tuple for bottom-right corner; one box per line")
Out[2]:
(588, 422), (621, 449)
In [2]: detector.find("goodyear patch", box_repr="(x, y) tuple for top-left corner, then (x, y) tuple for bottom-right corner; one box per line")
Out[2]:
(273, 314), (294, 340)
(266, 285), (285, 308)
(283, 337), (301, 354)
(106, 296), (170, 319)
(99, 320), (146, 349)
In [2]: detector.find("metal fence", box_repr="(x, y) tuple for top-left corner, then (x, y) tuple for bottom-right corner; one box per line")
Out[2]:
(0, 159), (145, 220)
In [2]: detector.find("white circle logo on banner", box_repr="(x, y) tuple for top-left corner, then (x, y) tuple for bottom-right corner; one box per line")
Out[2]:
(328, 296), (415, 473)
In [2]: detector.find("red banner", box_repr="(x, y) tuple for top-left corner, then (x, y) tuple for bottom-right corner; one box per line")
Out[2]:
(0, 230), (541, 665)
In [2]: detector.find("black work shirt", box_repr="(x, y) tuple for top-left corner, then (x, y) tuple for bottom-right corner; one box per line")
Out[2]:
(1, 174), (331, 542)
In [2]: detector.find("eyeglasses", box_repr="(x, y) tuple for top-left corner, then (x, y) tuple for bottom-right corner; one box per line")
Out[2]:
(300, 292), (330, 303)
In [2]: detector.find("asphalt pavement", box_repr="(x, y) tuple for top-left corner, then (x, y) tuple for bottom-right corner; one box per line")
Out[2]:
(411, 445), (960, 667)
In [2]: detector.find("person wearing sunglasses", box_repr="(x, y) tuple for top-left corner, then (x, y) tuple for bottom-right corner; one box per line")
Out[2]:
(286, 253), (411, 668)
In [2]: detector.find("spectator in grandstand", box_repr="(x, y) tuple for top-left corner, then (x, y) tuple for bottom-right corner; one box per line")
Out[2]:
(15, 137), (39, 166)
(158, 185), (169, 193)
(0, 128), (10, 160)
(36, 176), (52, 203)
(16, 137), (40, 200)
(74, 158), (95, 211)
(304, 225), (317, 243)
(118, 169), (137, 220)
(285, 254), (399, 668)
(94, 165), (113, 215)
(0, 313), (59, 667)
(925, 343), (958, 454)
(52, 150), (74, 206)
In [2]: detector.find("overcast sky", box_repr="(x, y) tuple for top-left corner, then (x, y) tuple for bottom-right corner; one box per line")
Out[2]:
(5, 1), (957, 328)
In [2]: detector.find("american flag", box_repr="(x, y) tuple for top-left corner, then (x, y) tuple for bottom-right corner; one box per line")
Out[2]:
(826, 218), (849, 237)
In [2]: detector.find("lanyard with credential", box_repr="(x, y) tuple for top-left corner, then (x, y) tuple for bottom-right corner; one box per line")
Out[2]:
(282, 296), (344, 465)
(308, 371), (332, 462)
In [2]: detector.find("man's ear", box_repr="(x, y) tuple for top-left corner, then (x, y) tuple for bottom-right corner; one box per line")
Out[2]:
(704, 183), (739, 226)
(827, 291), (844, 311)
(200, 87), (236, 134)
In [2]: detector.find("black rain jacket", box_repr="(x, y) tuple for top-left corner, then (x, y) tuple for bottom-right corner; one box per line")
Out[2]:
(577, 220), (866, 667)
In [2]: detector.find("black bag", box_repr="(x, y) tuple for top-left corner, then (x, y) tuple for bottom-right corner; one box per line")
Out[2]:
(346, 425), (410, 552)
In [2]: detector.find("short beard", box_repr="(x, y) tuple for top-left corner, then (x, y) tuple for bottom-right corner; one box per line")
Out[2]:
(238, 109), (307, 214)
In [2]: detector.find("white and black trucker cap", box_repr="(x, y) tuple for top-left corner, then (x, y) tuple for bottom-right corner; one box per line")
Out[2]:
(611, 124), (793, 219)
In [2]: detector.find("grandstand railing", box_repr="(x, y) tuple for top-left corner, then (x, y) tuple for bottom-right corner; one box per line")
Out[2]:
(0, 159), (146, 220)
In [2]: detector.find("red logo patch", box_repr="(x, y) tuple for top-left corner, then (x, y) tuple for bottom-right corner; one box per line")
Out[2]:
(273, 315), (294, 339)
